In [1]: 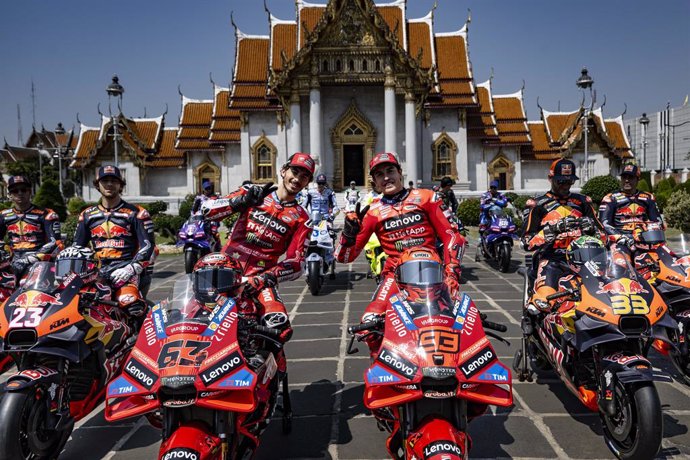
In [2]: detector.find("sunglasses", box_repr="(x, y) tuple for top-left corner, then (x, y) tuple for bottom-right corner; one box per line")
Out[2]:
(9, 187), (31, 194)
(554, 179), (574, 185)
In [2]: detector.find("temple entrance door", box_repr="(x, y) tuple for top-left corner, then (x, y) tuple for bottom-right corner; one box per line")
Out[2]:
(343, 144), (365, 185)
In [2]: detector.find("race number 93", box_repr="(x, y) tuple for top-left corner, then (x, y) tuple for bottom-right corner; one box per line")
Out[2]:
(611, 295), (649, 315)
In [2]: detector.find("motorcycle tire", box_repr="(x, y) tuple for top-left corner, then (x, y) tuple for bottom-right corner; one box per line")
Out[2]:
(0, 387), (71, 460)
(670, 350), (690, 386)
(308, 261), (322, 296)
(184, 250), (198, 274)
(498, 242), (511, 273)
(601, 382), (662, 460)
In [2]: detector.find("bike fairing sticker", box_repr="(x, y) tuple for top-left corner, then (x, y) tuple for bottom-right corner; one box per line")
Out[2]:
(202, 297), (236, 337)
(107, 375), (143, 397)
(390, 294), (418, 330)
(151, 304), (167, 339)
(161, 447), (200, 460)
(452, 293), (472, 330)
(377, 347), (419, 379)
(366, 364), (402, 384)
(218, 368), (255, 388)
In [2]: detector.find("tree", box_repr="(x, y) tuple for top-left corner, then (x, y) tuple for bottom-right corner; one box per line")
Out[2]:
(33, 179), (67, 221)
(664, 190), (690, 233)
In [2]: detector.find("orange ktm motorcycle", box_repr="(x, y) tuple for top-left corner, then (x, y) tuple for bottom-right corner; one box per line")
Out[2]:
(516, 242), (677, 459)
(106, 275), (292, 460)
(630, 223), (690, 384)
(0, 261), (135, 459)
(348, 275), (512, 459)
(0, 249), (18, 373)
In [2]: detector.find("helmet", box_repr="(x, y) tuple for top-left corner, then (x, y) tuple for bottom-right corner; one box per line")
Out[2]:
(350, 181), (356, 186)
(56, 245), (98, 283)
(316, 174), (327, 185)
(192, 253), (242, 304)
(566, 236), (606, 274)
(395, 248), (444, 304)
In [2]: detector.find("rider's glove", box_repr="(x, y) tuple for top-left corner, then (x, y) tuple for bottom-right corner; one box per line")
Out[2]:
(580, 217), (595, 235)
(126, 301), (147, 317)
(231, 183), (276, 214)
(247, 273), (277, 294)
(616, 234), (636, 249)
(443, 264), (461, 299)
(11, 254), (37, 274)
(542, 226), (556, 244)
(261, 312), (293, 343)
(110, 262), (143, 285)
(342, 203), (369, 246)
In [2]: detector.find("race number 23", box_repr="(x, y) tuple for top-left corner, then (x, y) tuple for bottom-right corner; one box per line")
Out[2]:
(9, 307), (43, 328)
(611, 295), (649, 315)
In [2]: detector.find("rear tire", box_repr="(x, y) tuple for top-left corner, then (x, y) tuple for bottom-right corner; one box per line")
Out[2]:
(0, 388), (71, 460)
(601, 382), (662, 460)
(670, 351), (690, 386)
(308, 261), (322, 296)
(184, 249), (198, 274)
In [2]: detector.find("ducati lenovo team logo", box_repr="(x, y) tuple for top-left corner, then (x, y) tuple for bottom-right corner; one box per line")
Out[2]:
(460, 346), (495, 378)
(377, 348), (418, 378)
(250, 211), (288, 234)
(200, 350), (243, 385)
(423, 440), (463, 458)
(124, 358), (157, 390)
(382, 212), (423, 231)
(161, 448), (200, 460)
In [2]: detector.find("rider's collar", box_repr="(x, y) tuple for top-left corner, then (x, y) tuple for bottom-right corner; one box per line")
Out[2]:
(381, 189), (410, 205)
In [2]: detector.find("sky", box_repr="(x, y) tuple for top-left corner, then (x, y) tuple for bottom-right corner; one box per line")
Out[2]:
(1, 0), (688, 145)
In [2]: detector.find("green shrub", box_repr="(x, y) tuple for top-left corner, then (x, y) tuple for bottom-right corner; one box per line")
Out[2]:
(34, 179), (67, 221)
(504, 192), (519, 204)
(178, 194), (196, 219)
(140, 200), (168, 216)
(664, 190), (690, 233)
(580, 175), (620, 205)
(153, 214), (186, 239)
(61, 215), (79, 246)
(0, 201), (12, 211)
(456, 198), (481, 227)
(511, 195), (533, 212)
(637, 178), (651, 192)
(223, 213), (239, 232)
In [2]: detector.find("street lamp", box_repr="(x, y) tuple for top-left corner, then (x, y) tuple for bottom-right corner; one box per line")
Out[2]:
(106, 75), (124, 166)
(576, 67), (594, 182)
(53, 122), (66, 196)
(639, 113), (649, 169)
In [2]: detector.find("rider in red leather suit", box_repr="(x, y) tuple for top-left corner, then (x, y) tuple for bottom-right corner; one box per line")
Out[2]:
(336, 152), (465, 326)
(521, 159), (604, 310)
(202, 153), (315, 342)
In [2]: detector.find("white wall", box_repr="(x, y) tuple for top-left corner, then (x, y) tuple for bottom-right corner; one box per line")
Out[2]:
(143, 167), (188, 196)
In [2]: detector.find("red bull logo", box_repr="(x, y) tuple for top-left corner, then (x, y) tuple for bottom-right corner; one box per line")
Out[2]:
(597, 278), (648, 295)
(674, 255), (690, 268)
(13, 291), (59, 309)
(92, 221), (130, 238)
(617, 204), (642, 217)
(7, 221), (41, 235)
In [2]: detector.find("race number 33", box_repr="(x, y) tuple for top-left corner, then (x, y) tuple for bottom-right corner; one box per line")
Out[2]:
(611, 295), (649, 315)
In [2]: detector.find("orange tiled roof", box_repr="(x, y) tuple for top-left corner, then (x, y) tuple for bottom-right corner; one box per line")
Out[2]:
(542, 109), (581, 144)
(234, 36), (270, 83)
(605, 118), (632, 154)
(408, 21), (432, 69)
(147, 128), (184, 168)
(271, 22), (297, 71)
(299, 6), (325, 48)
(72, 127), (100, 167)
(432, 30), (476, 107)
(180, 99), (213, 126)
(378, 6), (404, 48)
(127, 118), (163, 150)
(492, 94), (530, 145)
(210, 88), (241, 144)
(176, 97), (213, 151)
(467, 82), (497, 140)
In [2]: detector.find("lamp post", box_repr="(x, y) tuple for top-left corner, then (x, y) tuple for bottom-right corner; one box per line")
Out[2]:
(106, 75), (124, 166)
(53, 122), (66, 196)
(639, 113), (649, 169)
(576, 67), (594, 182)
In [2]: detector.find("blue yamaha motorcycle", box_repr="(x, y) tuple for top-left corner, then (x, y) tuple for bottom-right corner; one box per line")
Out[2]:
(475, 205), (518, 272)
(177, 213), (219, 273)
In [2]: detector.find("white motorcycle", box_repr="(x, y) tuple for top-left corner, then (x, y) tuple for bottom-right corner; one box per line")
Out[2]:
(305, 212), (337, 295)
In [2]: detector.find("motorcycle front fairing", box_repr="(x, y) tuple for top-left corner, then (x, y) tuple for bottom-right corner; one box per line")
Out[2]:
(105, 277), (260, 421)
(363, 287), (512, 410)
(177, 215), (212, 249)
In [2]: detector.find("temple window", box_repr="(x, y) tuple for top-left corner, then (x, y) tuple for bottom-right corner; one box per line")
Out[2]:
(362, 59), (368, 71)
(336, 59), (342, 72)
(344, 123), (364, 136)
(431, 133), (458, 180)
(349, 59), (355, 71)
(375, 59), (381, 71)
(251, 136), (277, 183)
(322, 59), (329, 72)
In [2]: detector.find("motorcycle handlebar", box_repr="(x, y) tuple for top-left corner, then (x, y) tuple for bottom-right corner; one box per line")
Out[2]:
(482, 320), (507, 332)
(546, 288), (577, 301)
(252, 324), (283, 340)
(348, 318), (383, 334)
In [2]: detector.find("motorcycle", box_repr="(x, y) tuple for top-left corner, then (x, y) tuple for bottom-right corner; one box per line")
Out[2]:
(0, 261), (135, 459)
(347, 282), (512, 459)
(475, 205), (518, 273)
(364, 234), (387, 284)
(630, 222), (690, 384)
(0, 250), (16, 373)
(178, 213), (219, 274)
(515, 223), (676, 459)
(305, 212), (337, 295)
(105, 275), (292, 460)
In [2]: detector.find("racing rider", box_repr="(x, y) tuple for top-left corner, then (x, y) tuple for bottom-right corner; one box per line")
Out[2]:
(344, 180), (361, 212)
(336, 152), (466, 354)
(306, 174), (340, 221)
(0, 175), (63, 278)
(521, 159), (604, 313)
(479, 180), (508, 235)
(75, 165), (156, 317)
(201, 152), (315, 343)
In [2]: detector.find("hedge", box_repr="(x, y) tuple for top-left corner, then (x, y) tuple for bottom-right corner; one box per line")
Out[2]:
(580, 175), (620, 206)
(664, 190), (690, 233)
(456, 198), (481, 227)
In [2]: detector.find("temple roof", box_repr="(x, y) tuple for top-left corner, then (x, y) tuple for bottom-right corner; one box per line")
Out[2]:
(176, 96), (214, 151)
(147, 128), (184, 168)
(491, 91), (531, 146)
(467, 80), (498, 139)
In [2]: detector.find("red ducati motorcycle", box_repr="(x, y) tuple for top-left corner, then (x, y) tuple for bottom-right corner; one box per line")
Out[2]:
(348, 251), (512, 460)
(105, 275), (292, 460)
(0, 260), (134, 459)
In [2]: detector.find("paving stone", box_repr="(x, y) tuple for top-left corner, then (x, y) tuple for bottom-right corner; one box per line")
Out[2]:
(62, 426), (134, 460)
(292, 324), (342, 340)
(256, 415), (334, 459)
(289, 359), (338, 385)
(286, 338), (341, 359)
(336, 416), (390, 459)
(292, 311), (343, 326)
(468, 415), (557, 459)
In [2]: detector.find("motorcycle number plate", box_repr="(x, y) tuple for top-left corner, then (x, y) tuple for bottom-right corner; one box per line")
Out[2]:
(9, 307), (44, 328)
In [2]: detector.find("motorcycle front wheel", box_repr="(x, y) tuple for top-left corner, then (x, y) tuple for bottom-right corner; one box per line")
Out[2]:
(184, 249), (198, 274)
(498, 242), (511, 273)
(308, 260), (322, 296)
(601, 382), (662, 460)
(0, 387), (71, 460)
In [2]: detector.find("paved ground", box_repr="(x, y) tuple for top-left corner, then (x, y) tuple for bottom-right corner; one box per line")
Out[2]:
(3, 242), (690, 459)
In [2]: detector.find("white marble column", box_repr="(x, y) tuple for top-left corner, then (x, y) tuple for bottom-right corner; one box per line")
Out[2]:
(456, 109), (471, 190)
(240, 113), (250, 181)
(405, 92), (418, 185)
(309, 82), (322, 172)
(384, 69), (396, 153)
(289, 91), (301, 154)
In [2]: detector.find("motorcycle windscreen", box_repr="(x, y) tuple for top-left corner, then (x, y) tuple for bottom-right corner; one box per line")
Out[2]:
(21, 262), (59, 293)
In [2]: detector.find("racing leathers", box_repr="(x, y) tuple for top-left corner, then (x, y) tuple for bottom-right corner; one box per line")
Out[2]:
(480, 191), (508, 234)
(203, 185), (311, 341)
(0, 205), (63, 277)
(598, 190), (663, 237)
(521, 191), (604, 310)
(75, 201), (156, 315)
(306, 187), (339, 220)
(344, 188), (361, 212)
(336, 188), (465, 318)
